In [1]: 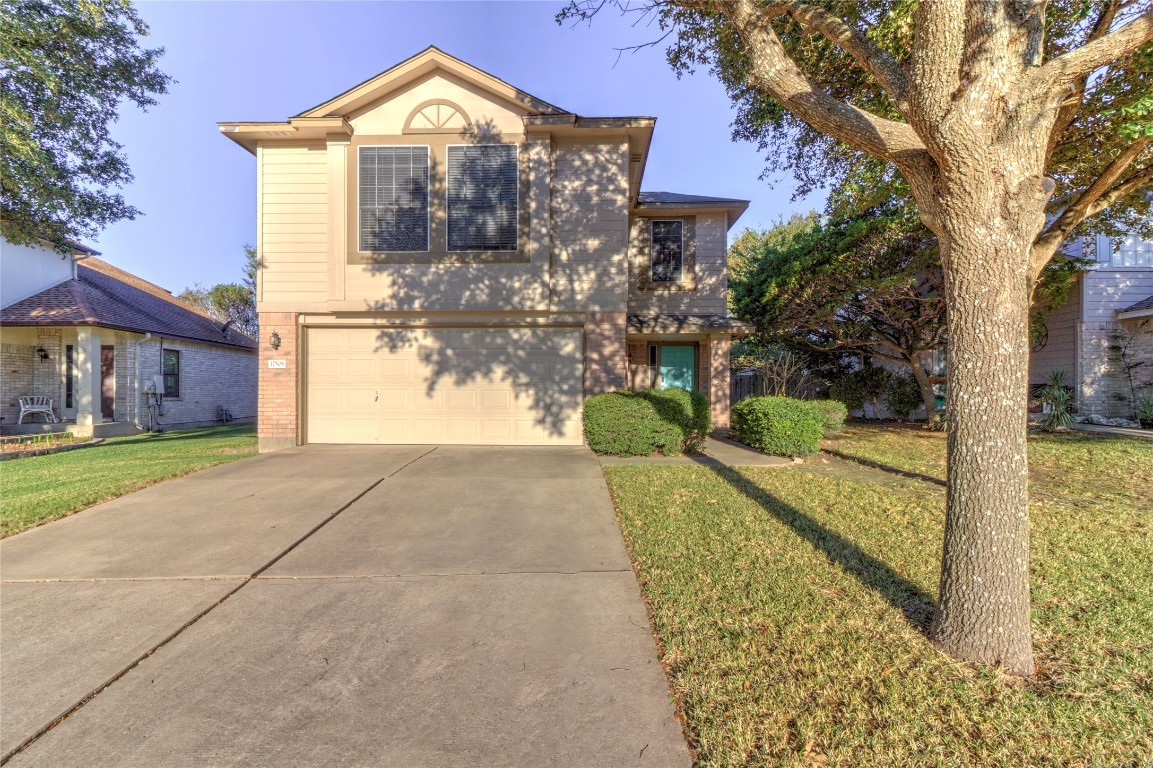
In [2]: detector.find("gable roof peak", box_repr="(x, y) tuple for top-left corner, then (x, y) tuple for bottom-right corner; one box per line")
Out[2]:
(294, 46), (569, 120)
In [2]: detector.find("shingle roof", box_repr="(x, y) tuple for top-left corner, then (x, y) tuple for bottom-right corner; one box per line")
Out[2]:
(1120, 294), (1153, 313)
(628, 313), (756, 334)
(637, 191), (750, 206)
(1, 258), (257, 350)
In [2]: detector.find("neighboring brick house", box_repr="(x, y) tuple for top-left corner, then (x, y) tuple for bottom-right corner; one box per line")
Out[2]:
(219, 47), (750, 451)
(0, 240), (258, 435)
(1030, 231), (1153, 419)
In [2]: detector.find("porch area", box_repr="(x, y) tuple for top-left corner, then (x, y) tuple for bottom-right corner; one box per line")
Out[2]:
(0, 326), (143, 437)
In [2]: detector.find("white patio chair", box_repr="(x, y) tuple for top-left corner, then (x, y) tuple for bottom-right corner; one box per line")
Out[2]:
(17, 396), (58, 424)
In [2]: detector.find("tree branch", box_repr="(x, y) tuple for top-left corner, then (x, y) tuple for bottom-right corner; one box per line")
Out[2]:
(1030, 6), (1153, 94)
(774, 1), (910, 114)
(1045, 0), (1122, 162)
(1031, 136), (1152, 277)
(717, 0), (929, 169)
(906, 0), (964, 135)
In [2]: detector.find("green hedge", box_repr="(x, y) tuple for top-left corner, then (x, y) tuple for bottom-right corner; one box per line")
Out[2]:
(884, 373), (923, 421)
(730, 396), (823, 457)
(810, 399), (848, 437)
(828, 367), (890, 411)
(584, 387), (711, 456)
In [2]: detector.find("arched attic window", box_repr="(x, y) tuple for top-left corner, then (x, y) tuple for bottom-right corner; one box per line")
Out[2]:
(402, 99), (472, 134)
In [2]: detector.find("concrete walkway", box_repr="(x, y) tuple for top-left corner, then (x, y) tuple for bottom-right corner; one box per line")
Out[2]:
(599, 435), (794, 467)
(1, 445), (690, 767)
(1071, 423), (1153, 439)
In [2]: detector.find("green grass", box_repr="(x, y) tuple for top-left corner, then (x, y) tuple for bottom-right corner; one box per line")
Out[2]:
(604, 426), (1153, 766)
(1, 425), (257, 538)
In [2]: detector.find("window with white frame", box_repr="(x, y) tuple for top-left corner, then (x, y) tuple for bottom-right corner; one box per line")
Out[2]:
(447, 144), (518, 251)
(1115, 234), (1153, 267)
(651, 220), (684, 283)
(359, 146), (429, 252)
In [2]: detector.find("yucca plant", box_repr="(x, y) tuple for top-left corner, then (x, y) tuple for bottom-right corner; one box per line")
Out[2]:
(1037, 371), (1075, 431)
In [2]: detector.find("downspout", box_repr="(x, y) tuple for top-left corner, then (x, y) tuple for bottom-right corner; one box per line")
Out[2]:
(132, 333), (152, 429)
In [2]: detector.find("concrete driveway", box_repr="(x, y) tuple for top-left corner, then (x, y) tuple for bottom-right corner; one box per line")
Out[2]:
(0, 445), (690, 767)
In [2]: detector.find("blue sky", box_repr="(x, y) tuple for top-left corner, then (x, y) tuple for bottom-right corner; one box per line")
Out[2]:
(94, 0), (825, 292)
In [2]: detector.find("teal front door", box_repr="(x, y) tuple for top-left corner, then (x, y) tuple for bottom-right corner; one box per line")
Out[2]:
(659, 345), (696, 391)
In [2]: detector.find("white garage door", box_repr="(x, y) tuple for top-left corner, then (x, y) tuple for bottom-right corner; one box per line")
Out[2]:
(306, 327), (583, 445)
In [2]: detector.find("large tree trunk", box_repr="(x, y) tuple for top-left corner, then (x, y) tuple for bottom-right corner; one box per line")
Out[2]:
(928, 200), (1036, 677)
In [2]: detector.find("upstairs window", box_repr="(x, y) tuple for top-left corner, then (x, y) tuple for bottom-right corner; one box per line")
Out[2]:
(447, 144), (518, 251)
(359, 146), (429, 252)
(651, 220), (684, 283)
(162, 349), (180, 398)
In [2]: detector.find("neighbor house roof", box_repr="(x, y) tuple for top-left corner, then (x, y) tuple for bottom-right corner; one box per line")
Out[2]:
(636, 191), (750, 226)
(1118, 294), (1153, 319)
(0, 258), (257, 350)
(628, 313), (755, 335)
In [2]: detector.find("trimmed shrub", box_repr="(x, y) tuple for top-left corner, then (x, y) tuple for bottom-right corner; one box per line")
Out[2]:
(730, 396), (823, 457)
(583, 387), (711, 456)
(884, 373), (924, 421)
(810, 399), (848, 437)
(828, 367), (890, 411)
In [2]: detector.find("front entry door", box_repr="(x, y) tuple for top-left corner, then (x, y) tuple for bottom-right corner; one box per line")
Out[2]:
(100, 345), (115, 420)
(659, 345), (696, 391)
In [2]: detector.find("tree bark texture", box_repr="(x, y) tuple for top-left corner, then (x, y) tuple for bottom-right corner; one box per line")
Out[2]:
(908, 355), (939, 422)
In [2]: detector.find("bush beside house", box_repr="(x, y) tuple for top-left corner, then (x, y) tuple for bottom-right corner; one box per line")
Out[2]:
(810, 399), (848, 437)
(730, 396), (823, 457)
(584, 388), (710, 456)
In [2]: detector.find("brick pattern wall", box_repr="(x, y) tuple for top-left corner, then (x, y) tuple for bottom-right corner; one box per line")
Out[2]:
(258, 312), (298, 451)
(1079, 318), (1153, 418)
(707, 334), (732, 429)
(584, 312), (627, 396)
(137, 338), (258, 429)
(0, 344), (35, 425)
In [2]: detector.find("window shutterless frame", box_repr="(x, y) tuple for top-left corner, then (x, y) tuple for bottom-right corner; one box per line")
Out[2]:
(161, 348), (180, 399)
(650, 219), (685, 284)
(356, 144), (431, 254)
(445, 143), (519, 252)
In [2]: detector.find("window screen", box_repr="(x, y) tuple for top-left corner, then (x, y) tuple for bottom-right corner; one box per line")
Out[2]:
(651, 220), (683, 283)
(162, 349), (180, 398)
(447, 144), (518, 251)
(65, 345), (74, 408)
(359, 146), (429, 252)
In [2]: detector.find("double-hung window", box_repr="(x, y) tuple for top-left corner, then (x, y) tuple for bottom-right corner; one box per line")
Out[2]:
(447, 144), (518, 251)
(651, 220), (684, 283)
(162, 349), (180, 398)
(359, 146), (430, 252)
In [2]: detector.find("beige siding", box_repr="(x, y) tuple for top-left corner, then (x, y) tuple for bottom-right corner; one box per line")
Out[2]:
(259, 143), (328, 306)
(628, 211), (728, 314)
(1081, 269), (1153, 322)
(1028, 275), (1080, 386)
(550, 140), (629, 312)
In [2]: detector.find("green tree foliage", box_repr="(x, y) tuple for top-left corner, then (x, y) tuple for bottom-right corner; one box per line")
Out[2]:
(178, 246), (258, 340)
(730, 209), (1091, 417)
(0, 0), (171, 249)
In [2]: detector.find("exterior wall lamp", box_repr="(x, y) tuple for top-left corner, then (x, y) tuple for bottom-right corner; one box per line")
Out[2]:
(36, 347), (49, 361)
(269, 331), (281, 350)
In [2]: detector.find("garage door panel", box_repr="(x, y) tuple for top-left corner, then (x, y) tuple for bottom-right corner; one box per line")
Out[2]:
(306, 327), (583, 445)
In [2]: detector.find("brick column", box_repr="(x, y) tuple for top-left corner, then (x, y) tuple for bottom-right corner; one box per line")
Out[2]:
(708, 333), (732, 429)
(584, 312), (628, 396)
(258, 312), (298, 452)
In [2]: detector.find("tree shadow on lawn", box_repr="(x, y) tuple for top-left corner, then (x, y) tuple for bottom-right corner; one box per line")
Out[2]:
(712, 465), (937, 633)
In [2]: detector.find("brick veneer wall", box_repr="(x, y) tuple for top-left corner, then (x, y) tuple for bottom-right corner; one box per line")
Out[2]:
(136, 337), (257, 429)
(584, 312), (627, 396)
(258, 312), (298, 452)
(1079, 317), (1153, 418)
(0, 344), (35, 425)
(707, 334), (732, 429)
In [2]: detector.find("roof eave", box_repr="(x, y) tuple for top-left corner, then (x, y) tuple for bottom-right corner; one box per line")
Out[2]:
(1117, 307), (1153, 320)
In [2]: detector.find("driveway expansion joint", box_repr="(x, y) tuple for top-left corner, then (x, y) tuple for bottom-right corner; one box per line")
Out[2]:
(256, 568), (634, 580)
(0, 471), (396, 766)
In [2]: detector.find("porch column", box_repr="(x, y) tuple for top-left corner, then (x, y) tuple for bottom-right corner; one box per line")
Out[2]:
(75, 326), (102, 426)
(708, 333), (732, 429)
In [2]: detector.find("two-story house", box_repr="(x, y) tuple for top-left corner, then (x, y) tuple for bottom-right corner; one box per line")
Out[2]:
(1030, 231), (1153, 419)
(220, 47), (749, 451)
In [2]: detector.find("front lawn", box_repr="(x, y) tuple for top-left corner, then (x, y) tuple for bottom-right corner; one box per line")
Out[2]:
(604, 427), (1152, 766)
(1, 425), (257, 538)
